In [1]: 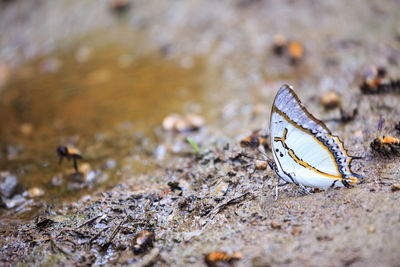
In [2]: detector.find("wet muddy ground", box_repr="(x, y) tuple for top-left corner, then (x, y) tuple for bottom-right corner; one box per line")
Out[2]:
(1, 0), (400, 266)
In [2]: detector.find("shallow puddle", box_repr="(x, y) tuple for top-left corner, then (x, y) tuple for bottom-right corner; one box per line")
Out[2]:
(0, 43), (206, 205)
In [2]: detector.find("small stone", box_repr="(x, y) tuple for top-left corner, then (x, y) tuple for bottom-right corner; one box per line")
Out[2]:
(321, 91), (340, 109)
(368, 225), (376, 233)
(162, 114), (180, 131)
(79, 163), (92, 176)
(162, 113), (204, 132)
(255, 160), (267, 170)
(104, 159), (117, 169)
(5, 194), (25, 209)
(51, 176), (64, 186)
(391, 184), (400, 191)
(184, 114), (204, 130)
(28, 187), (44, 198)
(0, 172), (18, 198)
(211, 180), (229, 198)
(155, 145), (167, 161)
(270, 221), (281, 229)
(291, 228), (302, 236)
(85, 171), (97, 183)
(316, 235), (333, 241)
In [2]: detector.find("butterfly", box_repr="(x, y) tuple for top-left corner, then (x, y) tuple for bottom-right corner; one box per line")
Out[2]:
(267, 85), (361, 194)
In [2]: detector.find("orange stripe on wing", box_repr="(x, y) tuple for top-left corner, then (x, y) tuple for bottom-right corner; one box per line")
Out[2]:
(272, 106), (342, 176)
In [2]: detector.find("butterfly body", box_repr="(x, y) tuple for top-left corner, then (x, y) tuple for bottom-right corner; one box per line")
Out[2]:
(269, 85), (358, 189)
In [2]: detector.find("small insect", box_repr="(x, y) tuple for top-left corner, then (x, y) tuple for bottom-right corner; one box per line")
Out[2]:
(339, 107), (358, 123)
(110, 0), (131, 14)
(240, 130), (269, 150)
(272, 34), (287, 56)
(360, 66), (400, 94)
(370, 117), (400, 157)
(321, 91), (340, 110)
(57, 146), (82, 173)
(133, 230), (155, 254)
(204, 251), (243, 267)
(272, 35), (304, 65)
(288, 41), (304, 65)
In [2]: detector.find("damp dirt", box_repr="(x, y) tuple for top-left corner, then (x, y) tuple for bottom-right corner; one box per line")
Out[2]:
(1, 0), (400, 266)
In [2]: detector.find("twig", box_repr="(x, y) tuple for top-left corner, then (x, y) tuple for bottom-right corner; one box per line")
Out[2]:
(101, 221), (122, 248)
(207, 192), (251, 219)
(76, 214), (102, 228)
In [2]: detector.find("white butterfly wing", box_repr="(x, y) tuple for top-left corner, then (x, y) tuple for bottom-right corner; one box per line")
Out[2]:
(270, 85), (357, 188)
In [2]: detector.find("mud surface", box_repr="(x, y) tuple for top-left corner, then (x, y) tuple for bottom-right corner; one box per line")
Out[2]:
(1, 0), (400, 266)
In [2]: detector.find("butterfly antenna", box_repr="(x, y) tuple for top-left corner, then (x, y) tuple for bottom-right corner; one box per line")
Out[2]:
(256, 148), (272, 161)
(238, 152), (261, 162)
(378, 116), (385, 134)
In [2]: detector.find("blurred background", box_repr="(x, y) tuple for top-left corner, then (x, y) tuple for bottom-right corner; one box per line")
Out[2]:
(0, 0), (399, 214)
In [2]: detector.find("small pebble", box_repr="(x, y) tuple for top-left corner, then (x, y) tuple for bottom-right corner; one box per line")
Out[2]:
(162, 114), (180, 131)
(51, 176), (64, 186)
(270, 221), (281, 229)
(28, 187), (44, 198)
(104, 159), (117, 169)
(291, 228), (302, 236)
(79, 163), (92, 176)
(211, 180), (229, 198)
(162, 113), (204, 132)
(0, 172), (18, 198)
(368, 225), (376, 233)
(255, 160), (267, 170)
(5, 194), (25, 209)
(321, 91), (340, 109)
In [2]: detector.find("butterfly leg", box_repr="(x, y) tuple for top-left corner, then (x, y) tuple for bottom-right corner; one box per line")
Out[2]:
(268, 170), (279, 200)
(266, 159), (280, 200)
